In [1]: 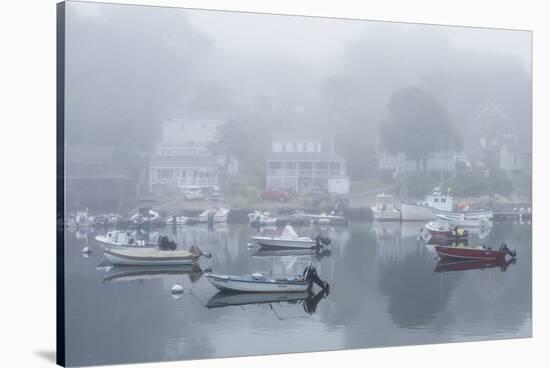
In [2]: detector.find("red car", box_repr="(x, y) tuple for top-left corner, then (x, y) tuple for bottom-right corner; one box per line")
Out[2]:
(262, 189), (292, 202)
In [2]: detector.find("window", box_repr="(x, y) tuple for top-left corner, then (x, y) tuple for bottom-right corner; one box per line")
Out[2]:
(314, 142), (320, 152)
(329, 162), (341, 170)
(441, 198), (446, 203)
(299, 161), (313, 170)
(269, 161), (282, 170)
(285, 162), (297, 169)
(315, 161), (328, 170)
(293, 142), (298, 151)
(433, 198), (439, 203)
(158, 169), (173, 179)
(307, 142), (314, 152)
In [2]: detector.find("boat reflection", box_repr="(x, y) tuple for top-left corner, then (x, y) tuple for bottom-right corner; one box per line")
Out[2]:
(252, 247), (331, 261)
(435, 258), (516, 273)
(102, 263), (204, 284)
(206, 288), (329, 316)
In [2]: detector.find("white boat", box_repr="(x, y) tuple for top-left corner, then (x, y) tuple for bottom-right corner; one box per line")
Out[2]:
(95, 230), (157, 249)
(433, 209), (493, 221)
(165, 215), (189, 226)
(198, 207), (229, 223)
(400, 187), (453, 221)
(130, 210), (159, 225)
(252, 224), (330, 249)
(293, 211), (349, 225)
(103, 245), (205, 266)
(204, 265), (327, 293)
(91, 213), (122, 226)
(436, 213), (493, 228)
(248, 211), (278, 226)
(75, 210), (93, 227)
(371, 194), (401, 221)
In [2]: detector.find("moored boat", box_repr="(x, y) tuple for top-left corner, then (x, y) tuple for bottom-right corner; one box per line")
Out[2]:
(435, 213), (492, 228)
(371, 194), (401, 221)
(248, 210), (278, 227)
(103, 244), (206, 266)
(204, 264), (328, 293)
(434, 242), (516, 261)
(130, 209), (159, 225)
(252, 224), (331, 249)
(292, 211), (349, 225)
(198, 207), (230, 223)
(95, 230), (157, 248)
(165, 215), (189, 226)
(424, 221), (468, 239)
(400, 187), (453, 221)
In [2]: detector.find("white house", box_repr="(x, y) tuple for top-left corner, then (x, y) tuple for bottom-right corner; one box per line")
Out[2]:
(379, 150), (466, 178)
(266, 137), (349, 194)
(149, 117), (229, 193)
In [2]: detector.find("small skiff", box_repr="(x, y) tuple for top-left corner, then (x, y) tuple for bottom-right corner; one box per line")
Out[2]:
(204, 265), (328, 293)
(424, 221), (468, 239)
(435, 243), (516, 262)
(252, 224), (331, 249)
(103, 245), (205, 266)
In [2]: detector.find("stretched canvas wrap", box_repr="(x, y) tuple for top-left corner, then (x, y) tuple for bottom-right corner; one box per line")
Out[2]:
(57, 1), (532, 366)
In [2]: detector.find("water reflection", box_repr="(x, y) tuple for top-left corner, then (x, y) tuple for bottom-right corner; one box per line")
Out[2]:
(206, 288), (329, 318)
(65, 221), (531, 366)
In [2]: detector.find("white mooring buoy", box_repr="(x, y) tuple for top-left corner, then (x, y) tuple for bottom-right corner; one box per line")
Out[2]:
(82, 246), (92, 254)
(171, 284), (184, 299)
(246, 242), (254, 248)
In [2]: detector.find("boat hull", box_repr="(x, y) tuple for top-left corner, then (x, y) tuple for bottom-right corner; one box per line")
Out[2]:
(434, 245), (507, 261)
(205, 274), (309, 292)
(103, 249), (199, 266)
(372, 208), (401, 221)
(252, 237), (317, 249)
(400, 202), (437, 221)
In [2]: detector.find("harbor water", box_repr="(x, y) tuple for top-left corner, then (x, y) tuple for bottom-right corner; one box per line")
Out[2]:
(64, 221), (532, 366)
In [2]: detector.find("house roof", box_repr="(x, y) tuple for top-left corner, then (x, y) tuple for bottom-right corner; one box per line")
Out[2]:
(266, 151), (345, 162)
(149, 154), (218, 168)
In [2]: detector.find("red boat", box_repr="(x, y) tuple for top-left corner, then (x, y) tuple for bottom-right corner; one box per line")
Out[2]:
(423, 221), (468, 239)
(435, 258), (516, 273)
(434, 243), (516, 262)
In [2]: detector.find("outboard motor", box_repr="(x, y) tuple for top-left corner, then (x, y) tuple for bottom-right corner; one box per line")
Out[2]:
(499, 242), (517, 258)
(158, 235), (178, 251)
(303, 265), (329, 291)
(314, 234), (331, 247)
(303, 288), (330, 315)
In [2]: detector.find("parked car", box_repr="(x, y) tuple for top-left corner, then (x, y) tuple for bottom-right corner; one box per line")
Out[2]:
(184, 186), (203, 200)
(262, 188), (292, 202)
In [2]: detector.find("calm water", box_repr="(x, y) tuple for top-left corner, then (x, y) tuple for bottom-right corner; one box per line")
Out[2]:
(64, 221), (532, 366)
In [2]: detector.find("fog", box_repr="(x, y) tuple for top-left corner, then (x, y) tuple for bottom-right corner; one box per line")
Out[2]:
(65, 1), (531, 179)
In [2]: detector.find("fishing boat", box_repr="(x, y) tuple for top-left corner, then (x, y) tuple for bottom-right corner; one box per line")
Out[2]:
(103, 244), (206, 266)
(204, 264), (328, 293)
(95, 230), (157, 249)
(165, 215), (189, 226)
(435, 213), (492, 227)
(434, 242), (516, 262)
(371, 194), (401, 221)
(251, 224), (331, 249)
(423, 221), (468, 239)
(248, 210), (278, 227)
(400, 187), (453, 221)
(198, 207), (230, 223)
